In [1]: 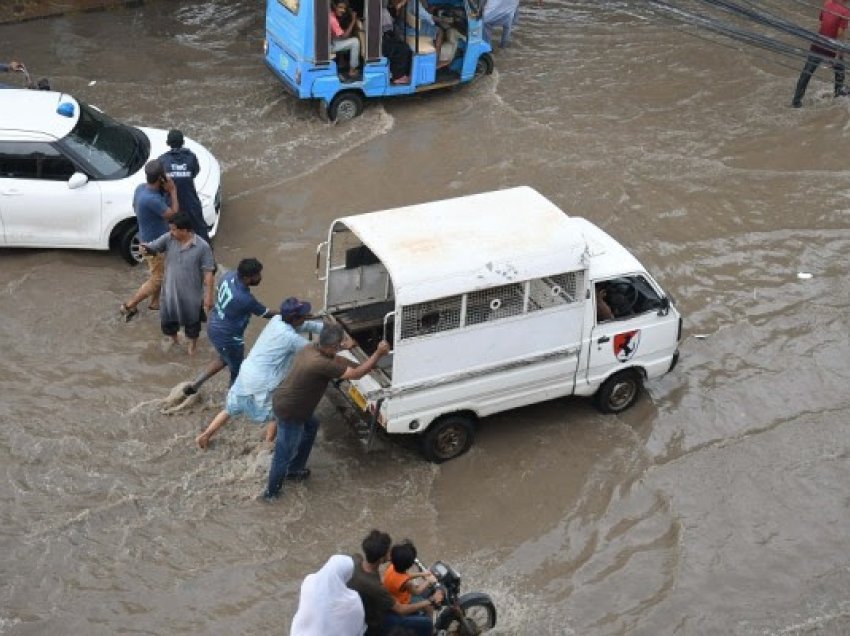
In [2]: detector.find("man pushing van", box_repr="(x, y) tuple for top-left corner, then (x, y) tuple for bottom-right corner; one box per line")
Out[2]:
(261, 325), (390, 501)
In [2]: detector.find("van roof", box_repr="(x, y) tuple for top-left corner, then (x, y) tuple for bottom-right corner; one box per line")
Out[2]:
(0, 89), (80, 141)
(333, 186), (644, 305)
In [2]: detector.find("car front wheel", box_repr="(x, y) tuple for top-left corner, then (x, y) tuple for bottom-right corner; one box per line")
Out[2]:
(118, 223), (143, 265)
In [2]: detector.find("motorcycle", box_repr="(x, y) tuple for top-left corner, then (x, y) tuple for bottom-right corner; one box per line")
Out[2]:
(415, 558), (497, 635)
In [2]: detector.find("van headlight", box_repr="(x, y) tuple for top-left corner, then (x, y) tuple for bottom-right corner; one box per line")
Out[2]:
(263, 39), (269, 56)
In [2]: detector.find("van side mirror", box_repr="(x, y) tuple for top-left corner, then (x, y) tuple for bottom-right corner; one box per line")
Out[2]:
(658, 297), (670, 316)
(68, 172), (88, 189)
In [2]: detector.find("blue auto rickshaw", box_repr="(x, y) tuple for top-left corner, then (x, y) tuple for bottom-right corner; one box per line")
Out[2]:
(264, 0), (494, 121)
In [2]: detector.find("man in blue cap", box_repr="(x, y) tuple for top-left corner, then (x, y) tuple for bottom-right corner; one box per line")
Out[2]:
(195, 297), (325, 450)
(158, 128), (209, 242)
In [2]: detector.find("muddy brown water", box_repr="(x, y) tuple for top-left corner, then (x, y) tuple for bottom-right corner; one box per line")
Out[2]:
(2, 1), (850, 634)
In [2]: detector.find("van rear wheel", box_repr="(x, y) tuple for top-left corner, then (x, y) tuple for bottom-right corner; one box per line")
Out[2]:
(594, 369), (642, 414)
(421, 414), (475, 463)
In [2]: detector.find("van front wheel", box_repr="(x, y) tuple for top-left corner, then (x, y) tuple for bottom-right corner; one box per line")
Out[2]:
(593, 369), (642, 414)
(421, 415), (475, 463)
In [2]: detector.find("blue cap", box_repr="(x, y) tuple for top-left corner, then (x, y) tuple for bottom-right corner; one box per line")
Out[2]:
(280, 297), (311, 319)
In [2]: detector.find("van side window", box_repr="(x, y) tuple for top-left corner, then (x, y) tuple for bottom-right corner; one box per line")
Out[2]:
(528, 271), (584, 312)
(596, 275), (662, 322)
(466, 283), (524, 326)
(400, 295), (463, 339)
(277, 0), (299, 14)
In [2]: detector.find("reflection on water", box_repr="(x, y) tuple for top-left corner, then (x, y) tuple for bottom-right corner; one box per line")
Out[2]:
(2, 1), (850, 634)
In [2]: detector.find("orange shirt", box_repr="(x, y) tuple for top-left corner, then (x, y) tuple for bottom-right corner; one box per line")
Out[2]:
(382, 564), (411, 604)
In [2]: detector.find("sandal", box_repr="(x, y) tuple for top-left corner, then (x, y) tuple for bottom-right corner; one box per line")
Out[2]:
(120, 303), (139, 323)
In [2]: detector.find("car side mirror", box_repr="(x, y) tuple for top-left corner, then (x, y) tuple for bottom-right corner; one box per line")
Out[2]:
(68, 172), (88, 189)
(657, 296), (670, 316)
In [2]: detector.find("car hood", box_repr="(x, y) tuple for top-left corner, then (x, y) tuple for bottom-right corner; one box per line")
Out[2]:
(138, 127), (219, 193)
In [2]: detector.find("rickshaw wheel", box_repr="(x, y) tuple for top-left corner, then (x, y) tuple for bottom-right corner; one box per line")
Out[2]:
(328, 91), (364, 122)
(475, 53), (494, 77)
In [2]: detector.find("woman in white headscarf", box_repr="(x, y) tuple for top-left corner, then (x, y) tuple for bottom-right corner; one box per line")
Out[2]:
(290, 554), (366, 636)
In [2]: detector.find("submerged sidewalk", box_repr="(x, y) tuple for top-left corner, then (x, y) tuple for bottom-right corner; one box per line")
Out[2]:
(0, 0), (142, 24)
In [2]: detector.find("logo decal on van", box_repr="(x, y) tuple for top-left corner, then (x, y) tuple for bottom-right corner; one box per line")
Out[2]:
(614, 330), (641, 362)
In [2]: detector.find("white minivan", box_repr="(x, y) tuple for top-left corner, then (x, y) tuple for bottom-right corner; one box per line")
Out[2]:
(318, 187), (682, 462)
(0, 89), (221, 264)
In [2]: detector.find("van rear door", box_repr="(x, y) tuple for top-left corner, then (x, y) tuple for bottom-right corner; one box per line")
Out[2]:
(586, 274), (679, 385)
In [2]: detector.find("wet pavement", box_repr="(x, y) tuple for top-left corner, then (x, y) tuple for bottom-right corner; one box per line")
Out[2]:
(2, 1), (850, 634)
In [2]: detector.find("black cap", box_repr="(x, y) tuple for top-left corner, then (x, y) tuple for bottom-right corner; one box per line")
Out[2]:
(166, 129), (184, 148)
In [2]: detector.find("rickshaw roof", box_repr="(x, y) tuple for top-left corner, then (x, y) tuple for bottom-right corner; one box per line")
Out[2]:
(333, 187), (643, 305)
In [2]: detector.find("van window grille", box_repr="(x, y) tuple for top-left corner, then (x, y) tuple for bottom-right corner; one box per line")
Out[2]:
(400, 295), (463, 339)
(465, 283), (525, 326)
(528, 272), (584, 311)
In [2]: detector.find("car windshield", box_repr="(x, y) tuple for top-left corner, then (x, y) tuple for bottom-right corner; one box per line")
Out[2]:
(61, 101), (141, 179)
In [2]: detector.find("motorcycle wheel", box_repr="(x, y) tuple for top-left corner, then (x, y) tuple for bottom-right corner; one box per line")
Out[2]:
(435, 592), (497, 635)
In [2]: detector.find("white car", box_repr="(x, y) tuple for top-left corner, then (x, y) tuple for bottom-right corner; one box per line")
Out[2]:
(0, 89), (221, 264)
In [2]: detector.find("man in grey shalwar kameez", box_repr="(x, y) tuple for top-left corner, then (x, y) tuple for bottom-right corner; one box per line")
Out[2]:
(142, 213), (216, 355)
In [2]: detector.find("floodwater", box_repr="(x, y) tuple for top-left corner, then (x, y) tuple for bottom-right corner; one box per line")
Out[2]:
(2, 0), (850, 634)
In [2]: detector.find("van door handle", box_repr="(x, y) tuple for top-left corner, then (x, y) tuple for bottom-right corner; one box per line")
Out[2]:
(597, 335), (610, 344)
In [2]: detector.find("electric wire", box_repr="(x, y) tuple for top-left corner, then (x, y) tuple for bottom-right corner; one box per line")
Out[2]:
(641, 0), (850, 89)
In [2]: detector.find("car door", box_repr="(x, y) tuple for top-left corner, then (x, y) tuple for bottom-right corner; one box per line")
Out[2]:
(585, 274), (679, 385)
(0, 141), (101, 247)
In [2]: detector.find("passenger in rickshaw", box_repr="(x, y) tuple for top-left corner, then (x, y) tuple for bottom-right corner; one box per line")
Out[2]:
(330, 0), (362, 79)
(381, 4), (412, 83)
(402, 0), (448, 65)
(386, 0), (405, 30)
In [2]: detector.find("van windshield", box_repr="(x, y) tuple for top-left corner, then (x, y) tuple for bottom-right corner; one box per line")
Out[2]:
(60, 102), (146, 180)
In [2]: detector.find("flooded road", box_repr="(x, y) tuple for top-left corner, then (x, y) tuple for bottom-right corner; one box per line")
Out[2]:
(2, 1), (850, 634)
